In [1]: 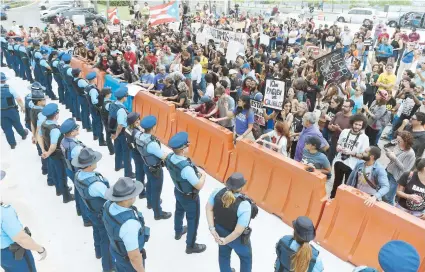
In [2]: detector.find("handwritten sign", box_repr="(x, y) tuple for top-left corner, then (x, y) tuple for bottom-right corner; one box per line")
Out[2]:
(250, 100), (265, 126)
(260, 34), (270, 46)
(72, 15), (86, 26)
(202, 26), (247, 46)
(315, 49), (352, 84)
(264, 79), (285, 110)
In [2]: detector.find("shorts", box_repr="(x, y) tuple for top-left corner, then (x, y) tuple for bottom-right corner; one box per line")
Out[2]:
(184, 73), (192, 80)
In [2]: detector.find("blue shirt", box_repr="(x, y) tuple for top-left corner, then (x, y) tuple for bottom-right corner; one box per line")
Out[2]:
(34, 51), (42, 60)
(18, 45), (27, 53)
(137, 133), (164, 158)
(169, 154), (199, 186)
(77, 79), (88, 88)
(208, 189), (251, 227)
(1, 205), (23, 249)
(234, 109), (254, 136)
(377, 44), (393, 58)
(52, 59), (60, 68)
(302, 149), (331, 179)
(140, 73), (155, 85)
(108, 202), (142, 251)
(38, 120), (61, 144)
(66, 68), (73, 77)
(352, 96), (364, 114)
(40, 59), (51, 69)
(89, 88), (99, 105)
(7, 86), (19, 99)
(154, 73), (168, 90)
(69, 139), (84, 159)
(76, 171), (108, 198)
(288, 239), (324, 272)
(116, 101), (128, 127)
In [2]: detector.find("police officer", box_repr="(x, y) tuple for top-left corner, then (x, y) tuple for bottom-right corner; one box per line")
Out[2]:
(60, 118), (91, 227)
(51, 52), (66, 104)
(24, 85), (33, 131)
(206, 173), (256, 272)
(68, 68), (82, 121)
(136, 115), (171, 220)
(85, 71), (106, 146)
(7, 38), (17, 74)
(103, 177), (150, 272)
(0, 171), (47, 271)
(1, 35), (9, 67)
(109, 87), (133, 178)
(125, 112), (146, 198)
(72, 148), (115, 272)
(58, 53), (72, 110)
(32, 42), (43, 87)
(40, 49), (58, 100)
(39, 103), (74, 203)
(99, 87), (115, 155)
(13, 37), (25, 79)
(29, 82), (48, 176)
(18, 39), (34, 83)
(275, 216), (323, 272)
(72, 68), (92, 131)
(165, 131), (207, 254)
(0, 72), (29, 149)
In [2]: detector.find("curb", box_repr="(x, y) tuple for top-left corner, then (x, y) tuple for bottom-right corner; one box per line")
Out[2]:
(9, 0), (38, 10)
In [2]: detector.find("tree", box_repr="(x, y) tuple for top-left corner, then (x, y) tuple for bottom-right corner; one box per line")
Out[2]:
(368, 0), (412, 6)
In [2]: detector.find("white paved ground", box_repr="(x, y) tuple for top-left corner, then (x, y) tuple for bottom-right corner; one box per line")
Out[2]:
(0, 67), (355, 271)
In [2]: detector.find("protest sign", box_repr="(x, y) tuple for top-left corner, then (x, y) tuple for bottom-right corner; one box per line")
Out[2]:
(315, 49), (352, 84)
(260, 34), (270, 46)
(107, 24), (121, 34)
(169, 22), (180, 32)
(72, 15), (86, 26)
(226, 40), (244, 62)
(264, 79), (285, 110)
(231, 21), (246, 31)
(191, 22), (202, 33)
(251, 100), (265, 126)
(202, 26), (247, 46)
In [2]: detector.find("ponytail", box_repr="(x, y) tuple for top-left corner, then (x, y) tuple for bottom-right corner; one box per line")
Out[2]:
(221, 190), (236, 208)
(291, 233), (313, 272)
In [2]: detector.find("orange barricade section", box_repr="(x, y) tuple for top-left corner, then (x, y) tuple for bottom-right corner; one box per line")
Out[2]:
(316, 185), (425, 271)
(70, 57), (89, 78)
(132, 91), (176, 144)
(224, 139), (327, 227)
(175, 110), (234, 181)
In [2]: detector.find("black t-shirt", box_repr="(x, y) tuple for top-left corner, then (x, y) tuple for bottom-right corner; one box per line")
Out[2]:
(398, 172), (425, 212)
(386, 97), (397, 112)
(110, 62), (124, 75)
(162, 85), (177, 97)
(268, 57), (279, 66)
(177, 91), (189, 109)
(182, 58), (192, 75)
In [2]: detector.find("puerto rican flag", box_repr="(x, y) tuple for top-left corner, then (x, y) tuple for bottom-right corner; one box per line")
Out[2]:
(149, 0), (180, 26)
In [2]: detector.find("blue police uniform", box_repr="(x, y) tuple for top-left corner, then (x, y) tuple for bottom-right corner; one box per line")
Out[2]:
(72, 74), (91, 130)
(101, 97), (115, 154)
(68, 68), (82, 120)
(18, 43), (34, 83)
(40, 103), (73, 202)
(30, 99), (49, 175)
(74, 170), (114, 271)
(137, 115), (170, 219)
(103, 201), (150, 271)
(60, 118), (91, 225)
(51, 54), (65, 104)
(33, 49), (43, 85)
(7, 41), (17, 73)
(109, 88), (132, 177)
(13, 40), (25, 79)
(1, 36), (10, 67)
(58, 54), (72, 110)
(0, 75), (28, 148)
(165, 132), (202, 248)
(209, 188), (253, 272)
(24, 93), (33, 130)
(275, 236), (323, 272)
(85, 72), (104, 143)
(0, 204), (37, 272)
(40, 56), (56, 99)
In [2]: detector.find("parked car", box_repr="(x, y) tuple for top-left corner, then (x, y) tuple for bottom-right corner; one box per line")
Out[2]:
(386, 15), (400, 28)
(42, 9), (104, 25)
(39, 0), (74, 10)
(40, 4), (72, 16)
(0, 4), (10, 10)
(398, 12), (425, 29)
(0, 9), (7, 21)
(337, 8), (379, 25)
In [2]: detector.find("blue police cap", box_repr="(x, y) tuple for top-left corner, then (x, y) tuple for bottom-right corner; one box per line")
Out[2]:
(0, 72), (7, 81)
(60, 118), (79, 134)
(86, 71), (97, 80)
(14, 37), (22, 42)
(61, 54), (71, 62)
(168, 132), (189, 149)
(71, 68), (81, 77)
(378, 240), (420, 272)
(140, 115), (157, 129)
(114, 87), (128, 99)
(42, 103), (59, 117)
(40, 49), (48, 54)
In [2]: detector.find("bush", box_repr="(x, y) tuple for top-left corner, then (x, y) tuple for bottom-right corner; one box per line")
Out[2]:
(98, 0), (130, 6)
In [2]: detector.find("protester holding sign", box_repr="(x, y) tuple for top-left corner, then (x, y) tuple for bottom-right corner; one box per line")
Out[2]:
(256, 121), (290, 157)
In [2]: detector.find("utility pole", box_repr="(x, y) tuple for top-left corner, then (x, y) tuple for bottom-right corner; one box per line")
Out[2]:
(106, 0), (109, 19)
(94, 0), (98, 13)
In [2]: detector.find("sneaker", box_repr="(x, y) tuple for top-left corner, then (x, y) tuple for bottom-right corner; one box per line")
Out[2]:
(51, 96), (59, 101)
(94, 136), (99, 141)
(185, 243), (207, 254)
(22, 129), (29, 140)
(63, 194), (75, 204)
(154, 211), (172, 220)
(99, 142), (107, 146)
(86, 128), (92, 132)
(109, 151), (115, 155)
(175, 226), (188, 240)
(84, 221), (93, 227)
(10, 145), (16, 149)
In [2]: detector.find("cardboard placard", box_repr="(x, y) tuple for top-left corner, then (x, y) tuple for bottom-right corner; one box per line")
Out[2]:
(231, 21), (246, 30)
(315, 49), (352, 84)
(260, 34), (270, 46)
(202, 26), (247, 46)
(251, 100), (265, 126)
(264, 79), (285, 110)
(225, 40), (244, 62)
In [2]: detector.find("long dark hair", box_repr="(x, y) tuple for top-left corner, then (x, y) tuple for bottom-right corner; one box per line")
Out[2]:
(98, 87), (112, 108)
(236, 95), (251, 115)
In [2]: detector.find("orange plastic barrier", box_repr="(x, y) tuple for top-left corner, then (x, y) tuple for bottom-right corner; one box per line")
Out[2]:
(224, 139), (327, 227)
(175, 110), (234, 181)
(70, 57), (89, 78)
(132, 91), (176, 144)
(316, 185), (425, 271)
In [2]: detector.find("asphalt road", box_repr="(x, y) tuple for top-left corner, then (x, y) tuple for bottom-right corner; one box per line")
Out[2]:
(2, 1), (46, 29)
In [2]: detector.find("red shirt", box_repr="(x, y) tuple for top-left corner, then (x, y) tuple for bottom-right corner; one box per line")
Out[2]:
(146, 55), (158, 69)
(409, 32), (420, 42)
(124, 51), (137, 70)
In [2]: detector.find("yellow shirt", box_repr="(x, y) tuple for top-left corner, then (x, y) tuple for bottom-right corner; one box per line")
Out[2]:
(200, 56), (208, 74)
(377, 73), (396, 92)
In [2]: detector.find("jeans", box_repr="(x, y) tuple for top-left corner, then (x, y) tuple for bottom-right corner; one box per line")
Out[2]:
(362, 51), (369, 71)
(144, 164), (164, 217)
(114, 133), (132, 177)
(388, 115), (400, 141)
(331, 161), (352, 198)
(192, 80), (201, 103)
(78, 95), (91, 130)
(0, 108), (27, 146)
(383, 172), (398, 205)
(1, 248), (37, 272)
(174, 189), (200, 247)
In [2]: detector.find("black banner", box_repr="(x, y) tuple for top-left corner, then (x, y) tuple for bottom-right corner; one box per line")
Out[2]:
(315, 49), (352, 84)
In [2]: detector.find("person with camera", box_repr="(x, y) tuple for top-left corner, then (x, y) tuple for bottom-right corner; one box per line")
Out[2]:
(206, 172), (257, 272)
(274, 216), (323, 272)
(1, 171), (47, 271)
(136, 115), (172, 220)
(164, 132), (207, 254)
(346, 146), (389, 207)
(330, 114), (370, 199)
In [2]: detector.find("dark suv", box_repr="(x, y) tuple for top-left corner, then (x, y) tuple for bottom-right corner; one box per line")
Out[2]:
(398, 12), (425, 29)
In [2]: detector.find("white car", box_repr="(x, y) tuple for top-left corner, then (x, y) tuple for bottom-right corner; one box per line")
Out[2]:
(337, 8), (379, 25)
(40, 4), (72, 17)
(39, 0), (74, 10)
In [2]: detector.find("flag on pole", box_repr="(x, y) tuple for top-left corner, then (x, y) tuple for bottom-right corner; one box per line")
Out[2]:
(149, 1), (180, 26)
(107, 7), (118, 22)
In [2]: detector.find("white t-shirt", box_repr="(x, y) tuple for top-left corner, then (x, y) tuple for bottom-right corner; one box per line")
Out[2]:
(334, 129), (370, 169)
(205, 83), (214, 99)
(288, 30), (299, 44)
(263, 130), (288, 157)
